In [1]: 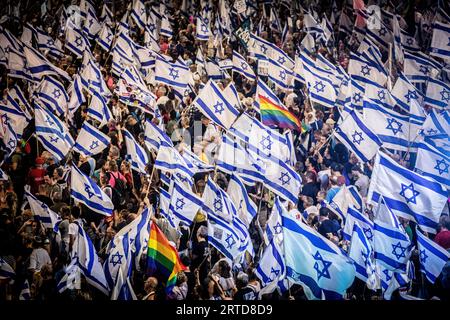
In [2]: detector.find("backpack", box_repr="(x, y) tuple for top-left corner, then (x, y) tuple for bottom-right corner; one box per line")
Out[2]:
(110, 172), (127, 207)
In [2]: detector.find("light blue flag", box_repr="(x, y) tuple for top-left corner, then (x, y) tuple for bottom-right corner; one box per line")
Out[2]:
(282, 214), (356, 300)
(349, 224), (378, 289)
(168, 177), (203, 226)
(123, 128), (149, 174)
(424, 77), (450, 110)
(73, 221), (110, 295)
(367, 151), (448, 234)
(416, 226), (450, 284)
(70, 165), (114, 216)
(34, 104), (74, 161)
(25, 190), (61, 231)
(35, 76), (69, 117)
(73, 121), (111, 157)
(415, 141), (450, 189)
(334, 109), (382, 163)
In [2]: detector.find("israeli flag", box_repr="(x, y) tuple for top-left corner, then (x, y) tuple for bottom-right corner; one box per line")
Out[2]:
(208, 209), (241, 261)
(160, 15), (173, 38)
(133, 44), (156, 69)
(87, 90), (113, 127)
(327, 186), (363, 225)
(255, 237), (286, 293)
(404, 51), (441, 83)
(263, 157), (302, 205)
(0, 95), (29, 138)
(154, 141), (194, 180)
(202, 178), (237, 222)
(205, 59), (229, 80)
(232, 50), (256, 81)
(1, 122), (17, 158)
(159, 187), (177, 228)
(363, 99), (416, 151)
(72, 221), (110, 295)
(181, 146), (215, 174)
(196, 16), (210, 41)
(266, 197), (285, 245)
(269, 43), (294, 70)
(34, 27), (64, 60)
(367, 151), (448, 234)
(249, 33), (273, 59)
(73, 121), (111, 157)
(364, 81), (396, 111)
(144, 118), (173, 151)
(283, 214), (356, 300)
(104, 231), (133, 291)
(349, 224), (378, 289)
(334, 109), (382, 163)
(267, 59), (293, 90)
(0, 257), (15, 280)
(169, 177), (203, 226)
(23, 45), (71, 82)
(9, 85), (32, 121)
(343, 206), (374, 243)
(123, 129), (149, 174)
(192, 79), (240, 129)
(416, 226), (450, 284)
(34, 104), (74, 161)
(424, 78), (450, 110)
(415, 141), (450, 189)
(391, 73), (426, 122)
(348, 51), (387, 86)
(430, 21), (450, 61)
(155, 55), (189, 89)
(65, 20), (90, 59)
(83, 7), (101, 40)
(130, 0), (147, 30)
(35, 76), (69, 116)
(7, 46), (33, 82)
(96, 23), (114, 52)
(79, 56), (111, 97)
(19, 280), (31, 300)
(100, 3), (113, 25)
(68, 74), (86, 116)
(70, 165), (114, 216)
(419, 109), (449, 138)
(111, 267), (137, 300)
(227, 174), (258, 227)
(25, 190), (61, 231)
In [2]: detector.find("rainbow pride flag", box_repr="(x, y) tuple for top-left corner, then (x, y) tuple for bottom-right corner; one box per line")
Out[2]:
(259, 94), (302, 132)
(147, 222), (186, 292)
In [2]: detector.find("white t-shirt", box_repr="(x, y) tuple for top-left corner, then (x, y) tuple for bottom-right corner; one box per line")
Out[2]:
(29, 248), (51, 271)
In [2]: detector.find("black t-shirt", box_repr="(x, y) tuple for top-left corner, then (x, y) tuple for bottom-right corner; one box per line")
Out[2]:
(234, 286), (258, 300)
(318, 219), (340, 238)
(191, 240), (209, 282)
(300, 182), (320, 204)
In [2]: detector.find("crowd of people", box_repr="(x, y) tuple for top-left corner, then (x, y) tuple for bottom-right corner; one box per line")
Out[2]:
(0, 0), (449, 301)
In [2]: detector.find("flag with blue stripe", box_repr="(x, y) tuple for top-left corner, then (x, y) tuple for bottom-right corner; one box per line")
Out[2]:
(255, 237), (286, 293)
(368, 151), (448, 234)
(416, 226), (450, 284)
(282, 214), (356, 300)
(123, 128), (149, 174)
(34, 104), (74, 161)
(19, 280), (31, 300)
(343, 206), (373, 243)
(424, 77), (450, 110)
(267, 58), (293, 90)
(73, 121), (111, 157)
(169, 177), (203, 226)
(266, 197), (286, 245)
(155, 55), (189, 89)
(227, 173), (258, 227)
(65, 20), (91, 59)
(104, 232), (133, 291)
(430, 21), (450, 61)
(130, 0), (147, 30)
(207, 210), (241, 261)
(404, 51), (442, 83)
(23, 45), (71, 82)
(415, 141), (450, 189)
(70, 165), (114, 216)
(196, 16), (210, 41)
(96, 23), (114, 52)
(232, 50), (256, 81)
(144, 118), (173, 151)
(0, 257), (15, 280)
(0, 95), (29, 138)
(87, 90), (113, 127)
(154, 141), (194, 180)
(181, 146), (215, 174)
(35, 76), (69, 117)
(25, 190), (61, 231)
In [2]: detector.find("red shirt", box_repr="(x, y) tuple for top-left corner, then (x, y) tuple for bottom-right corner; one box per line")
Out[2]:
(435, 230), (450, 250)
(28, 167), (46, 194)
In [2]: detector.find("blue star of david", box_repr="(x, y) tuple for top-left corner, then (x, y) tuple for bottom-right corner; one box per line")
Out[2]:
(419, 65), (429, 75)
(386, 118), (403, 135)
(110, 252), (123, 267)
(260, 44), (267, 54)
(313, 80), (325, 93)
(361, 250), (369, 265)
(52, 89), (61, 99)
(175, 198), (185, 211)
(141, 8), (146, 15)
(204, 17), (209, 24)
(406, 38), (414, 46)
(213, 197), (223, 214)
(270, 267), (280, 278)
(273, 222), (283, 234)
(260, 135), (273, 151)
(149, 23), (156, 32)
(278, 56), (286, 64)
(360, 65), (371, 76)
(84, 184), (95, 198)
(279, 70), (287, 80)
(106, 33), (112, 42)
(130, 238), (134, 244)
(89, 140), (99, 150)
(241, 62), (248, 70)
(399, 183), (420, 204)
(75, 36), (83, 47)
(201, 24), (208, 33)
(391, 241), (408, 260)
(225, 233), (236, 249)
(213, 101), (225, 114)
(383, 269), (392, 282)
(440, 89), (450, 102)
(47, 39), (54, 46)
(434, 158), (449, 175)
(7, 139), (15, 149)
(312, 251), (332, 281)
(352, 131), (364, 145)
(378, 27), (387, 36)
(353, 92), (362, 104)
(362, 227), (373, 242)
(424, 128), (438, 136)
(168, 67), (179, 80)
(45, 115), (55, 126)
(419, 249), (428, 264)
(176, 173), (188, 183)
(404, 90), (418, 103)
(88, 19), (94, 28)
(377, 90), (386, 101)
(279, 172), (291, 186)
(49, 136), (59, 143)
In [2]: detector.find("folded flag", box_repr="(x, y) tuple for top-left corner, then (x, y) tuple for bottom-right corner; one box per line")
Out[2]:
(25, 190), (61, 231)
(147, 222), (186, 293)
(70, 165), (114, 216)
(123, 128), (149, 174)
(73, 121), (111, 157)
(227, 173), (258, 227)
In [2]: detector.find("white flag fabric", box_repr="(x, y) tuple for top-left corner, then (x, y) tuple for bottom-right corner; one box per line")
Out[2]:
(73, 121), (111, 157)
(123, 128), (149, 174)
(429, 21), (450, 61)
